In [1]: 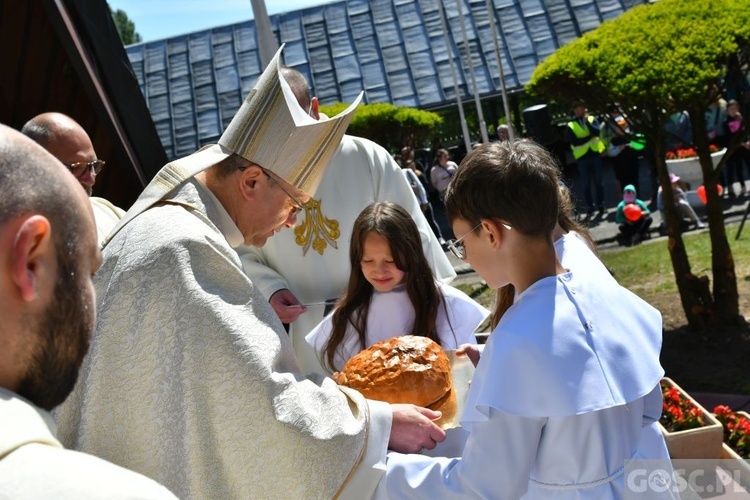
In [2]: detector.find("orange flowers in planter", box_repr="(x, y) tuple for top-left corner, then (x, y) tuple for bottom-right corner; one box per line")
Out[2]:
(661, 382), (708, 431)
(665, 144), (719, 160)
(714, 406), (750, 459)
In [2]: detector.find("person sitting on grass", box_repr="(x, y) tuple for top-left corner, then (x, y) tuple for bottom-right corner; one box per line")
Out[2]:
(615, 184), (653, 245)
(657, 173), (705, 232)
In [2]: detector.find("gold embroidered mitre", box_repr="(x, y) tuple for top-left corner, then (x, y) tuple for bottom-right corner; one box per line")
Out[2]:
(103, 44), (362, 246)
(220, 45), (361, 195)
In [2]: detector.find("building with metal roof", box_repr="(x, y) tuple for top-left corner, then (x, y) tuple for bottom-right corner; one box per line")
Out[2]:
(125, 0), (651, 160)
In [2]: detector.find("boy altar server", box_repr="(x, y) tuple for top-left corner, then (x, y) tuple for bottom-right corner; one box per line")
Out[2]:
(375, 140), (670, 498)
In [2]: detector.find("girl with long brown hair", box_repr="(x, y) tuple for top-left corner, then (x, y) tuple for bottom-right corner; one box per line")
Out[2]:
(306, 202), (487, 373)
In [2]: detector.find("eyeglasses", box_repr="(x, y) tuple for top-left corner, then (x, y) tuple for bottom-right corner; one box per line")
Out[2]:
(446, 220), (512, 260)
(238, 165), (305, 217)
(67, 160), (105, 178)
(254, 168), (306, 218)
(262, 170), (304, 217)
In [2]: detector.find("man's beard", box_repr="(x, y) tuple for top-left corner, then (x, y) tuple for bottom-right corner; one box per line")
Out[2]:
(16, 250), (94, 411)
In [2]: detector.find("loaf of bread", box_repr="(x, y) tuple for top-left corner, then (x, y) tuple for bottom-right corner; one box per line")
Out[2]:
(333, 336), (454, 417)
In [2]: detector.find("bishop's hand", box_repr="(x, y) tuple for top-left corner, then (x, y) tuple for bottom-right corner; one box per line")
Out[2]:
(388, 404), (446, 453)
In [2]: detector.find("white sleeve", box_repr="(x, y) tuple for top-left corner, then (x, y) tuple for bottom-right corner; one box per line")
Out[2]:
(374, 408), (544, 499)
(237, 244), (289, 300)
(438, 285), (490, 348)
(338, 399), (393, 500)
(306, 314), (334, 353)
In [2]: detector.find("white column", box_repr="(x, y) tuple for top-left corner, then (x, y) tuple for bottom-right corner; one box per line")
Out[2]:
(456, 0), (489, 144)
(250, 0), (279, 68)
(438, 2), (472, 153)
(485, 0), (514, 140)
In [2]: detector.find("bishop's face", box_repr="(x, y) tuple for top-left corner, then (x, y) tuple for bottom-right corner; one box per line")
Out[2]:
(241, 168), (309, 248)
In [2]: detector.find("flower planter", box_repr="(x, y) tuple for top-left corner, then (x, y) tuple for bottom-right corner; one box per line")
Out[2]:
(721, 443), (750, 488)
(715, 408), (750, 459)
(659, 377), (724, 459)
(666, 148), (725, 190)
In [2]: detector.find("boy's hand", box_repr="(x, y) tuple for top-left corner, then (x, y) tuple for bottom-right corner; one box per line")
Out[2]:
(389, 404), (446, 453)
(456, 343), (481, 367)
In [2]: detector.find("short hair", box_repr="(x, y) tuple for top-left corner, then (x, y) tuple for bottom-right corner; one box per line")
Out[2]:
(279, 67), (311, 111)
(211, 153), (251, 179)
(445, 139), (559, 238)
(0, 125), (82, 264)
(20, 118), (56, 146)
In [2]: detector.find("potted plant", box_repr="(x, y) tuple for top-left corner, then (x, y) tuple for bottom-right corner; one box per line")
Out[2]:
(715, 406), (750, 486)
(659, 377), (723, 459)
(714, 406), (750, 459)
(665, 145), (725, 190)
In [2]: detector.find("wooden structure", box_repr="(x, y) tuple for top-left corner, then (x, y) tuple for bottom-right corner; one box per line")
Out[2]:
(0, 0), (166, 208)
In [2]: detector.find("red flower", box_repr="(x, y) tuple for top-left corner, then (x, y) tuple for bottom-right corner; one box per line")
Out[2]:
(715, 405), (733, 417)
(713, 405), (750, 459)
(660, 380), (706, 432)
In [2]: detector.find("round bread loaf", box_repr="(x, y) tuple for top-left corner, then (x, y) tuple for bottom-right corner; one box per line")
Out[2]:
(333, 335), (452, 409)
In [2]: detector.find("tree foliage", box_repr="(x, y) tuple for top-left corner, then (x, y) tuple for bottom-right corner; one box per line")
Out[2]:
(110, 6), (142, 45)
(319, 101), (442, 152)
(527, 0), (750, 331)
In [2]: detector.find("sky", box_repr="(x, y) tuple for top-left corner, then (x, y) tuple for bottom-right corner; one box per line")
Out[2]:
(106, 0), (332, 43)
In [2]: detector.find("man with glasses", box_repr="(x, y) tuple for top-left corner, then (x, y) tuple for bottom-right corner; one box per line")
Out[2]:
(240, 67), (455, 375)
(21, 113), (125, 245)
(54, 46), (444, 500)
(0, 125), (176, 498)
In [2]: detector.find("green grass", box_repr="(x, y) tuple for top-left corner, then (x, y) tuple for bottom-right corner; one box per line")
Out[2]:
(456, 224), (750, 310)
(600, 224), (750, 304)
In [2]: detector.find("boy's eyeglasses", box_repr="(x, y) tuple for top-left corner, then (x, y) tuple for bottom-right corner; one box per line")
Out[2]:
(67, 160), (105, 178)
(447, 221), (512, 260)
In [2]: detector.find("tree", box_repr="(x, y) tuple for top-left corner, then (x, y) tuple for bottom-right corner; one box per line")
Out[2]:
(110, 6), (142, 45)
(320, 101), (442, 152)
(527, 0), (750, 331)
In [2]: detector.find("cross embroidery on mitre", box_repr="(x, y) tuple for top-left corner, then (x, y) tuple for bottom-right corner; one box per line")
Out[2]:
(294, 198), (340, 255)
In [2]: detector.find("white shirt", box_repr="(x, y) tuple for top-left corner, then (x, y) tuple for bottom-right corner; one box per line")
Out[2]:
(239, 134), (455, 375)
(307, 282), (488, 372)
(0, 388), (176, 499)
(375, 266), (670, 499)
(90, 197), (125, 247)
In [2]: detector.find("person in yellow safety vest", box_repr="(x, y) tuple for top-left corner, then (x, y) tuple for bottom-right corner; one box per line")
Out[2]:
(565, 101), (606, 218)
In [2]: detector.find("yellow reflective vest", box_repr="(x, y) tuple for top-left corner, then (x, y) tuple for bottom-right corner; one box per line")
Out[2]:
(568, 116), (605, 159)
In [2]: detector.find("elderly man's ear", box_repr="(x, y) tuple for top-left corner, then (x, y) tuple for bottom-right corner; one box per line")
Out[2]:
(237, 163), (265, 202)
(309, 97), (320, 120)
(10, 215), (55, 303)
